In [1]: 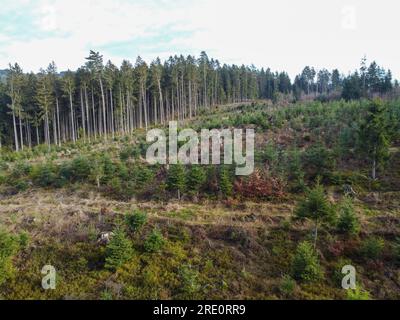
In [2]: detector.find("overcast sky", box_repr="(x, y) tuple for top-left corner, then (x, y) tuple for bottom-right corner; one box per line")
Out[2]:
(0, 0), (399, 79)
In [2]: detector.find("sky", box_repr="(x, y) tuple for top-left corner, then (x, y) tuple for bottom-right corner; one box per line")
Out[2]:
(0, 0), (399, 79)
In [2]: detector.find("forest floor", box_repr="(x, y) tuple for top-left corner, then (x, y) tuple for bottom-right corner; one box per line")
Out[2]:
(0, 185), (399, 299)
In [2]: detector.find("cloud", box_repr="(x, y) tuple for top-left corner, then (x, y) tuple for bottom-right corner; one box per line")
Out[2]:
(0, 0), (399, 80)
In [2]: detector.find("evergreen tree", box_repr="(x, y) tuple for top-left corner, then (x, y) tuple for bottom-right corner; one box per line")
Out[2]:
(61, 70), (76, 143)
(337, 198), (360, 236)
(144, 228), (165, 253)
(7, 63), (24, 151)
(0, 54), (396, 150)
(295, 181), (336, 249)
(292, 241), (323, 282)
(0, 230), (20, 286)
(342, 72), (362, 100)
(287, 149), (305, 192)
(219, 166), (233, 198)
(125, 210), (147, 233)
(357, 98), (390, 180)
(186, 165), (206, 197)
(167, 163), (186, 200)
(86, 50), (107, 141)
(105, 228), (134, 271)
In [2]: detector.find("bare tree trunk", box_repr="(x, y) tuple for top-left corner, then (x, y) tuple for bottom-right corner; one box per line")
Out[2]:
(188, 80), (192, 118)
(18, 110), (24, 150)
(91, 89), (97, 140)
(36, 126), (40, 145)
(45, 110), (51, 149)
(80, 88), (86, 142)
(69, 92), (76, 143)
(142, 83), (148, 130)
(372, 146), (377, 180)
(12, 110), (19, 151)
(119, 87), (124, 135)
(98, 96), (103, 137)
(110, 88), (115, 139)
(27, 121), (32, 149)
(158, 79), (164, 124)
(11, 79), (20, 151)
(313, 220), (318, 250)
(84, 86), (90, 143)
(53, 110), (58, 146)
(99, 77), (107, 141)
(56, 97), (61, 146)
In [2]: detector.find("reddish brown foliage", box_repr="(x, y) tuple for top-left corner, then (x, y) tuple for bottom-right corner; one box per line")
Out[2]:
(234, 170), (285, 200)
(327, 241), (345, 258)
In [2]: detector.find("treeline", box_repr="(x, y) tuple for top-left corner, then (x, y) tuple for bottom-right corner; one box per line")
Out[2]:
(0, 52), (397, 150)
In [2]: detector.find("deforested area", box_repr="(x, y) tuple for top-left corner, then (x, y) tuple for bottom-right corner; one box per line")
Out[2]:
(0, 0), (399, 302)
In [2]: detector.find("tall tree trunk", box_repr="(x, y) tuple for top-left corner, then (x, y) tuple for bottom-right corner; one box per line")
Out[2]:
(36, 126), (40, 145)
(158, 79), (164, 124)
(188, 80), (192, 118)
(372, 145), (377, 180)
(12, 110), (19, 151)
(80, 88), (86, 142)
(91, 89), (97, 140)
(18, 110), (24, 151)
(99, 77), (107, 141)
(119, 87), (124, 135)
(69, 92), (76, 143)
(142, 83), (148, 130)
(11, 79), (19, 151)
(110, 88), (115, 139)
(84, 86), (90, 143)
(53, 110), (58, 146)
(56, 97), (61, 146)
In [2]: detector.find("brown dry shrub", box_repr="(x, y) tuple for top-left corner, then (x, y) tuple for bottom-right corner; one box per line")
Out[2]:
(234, 169), (286, 200)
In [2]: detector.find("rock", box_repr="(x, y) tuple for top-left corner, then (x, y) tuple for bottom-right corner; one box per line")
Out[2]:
(97, 232), (114, 245)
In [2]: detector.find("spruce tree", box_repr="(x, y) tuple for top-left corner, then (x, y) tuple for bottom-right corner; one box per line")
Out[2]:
(0, 230), (20, 286)
(167, 163), (186, 200)
(292, 241), (323, 282)
(105, 228), (134, 271)
(337, 198), (360, 236)
(357, 98), (390, 180)
(186, 165), (206, 197)
(219, 166), (233, 198)
(295, 181), (336, 249)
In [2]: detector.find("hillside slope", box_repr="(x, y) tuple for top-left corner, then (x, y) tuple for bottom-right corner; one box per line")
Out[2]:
(0, 100), (399, 300)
